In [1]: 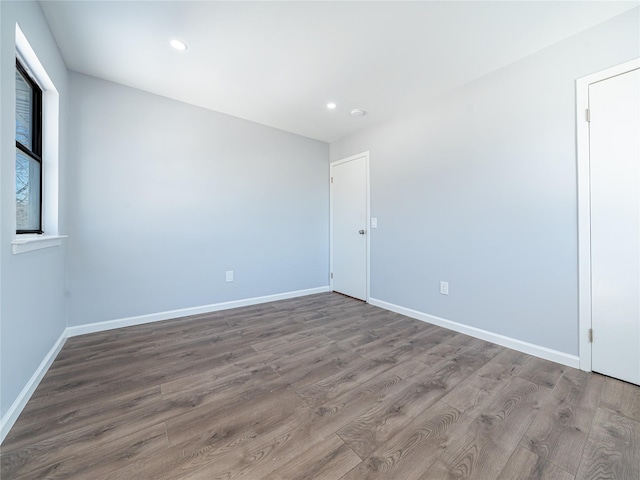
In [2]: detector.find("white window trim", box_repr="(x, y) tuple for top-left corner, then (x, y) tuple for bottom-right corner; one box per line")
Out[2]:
(13, 24), (66, 254)
(12, 235), (68, 255)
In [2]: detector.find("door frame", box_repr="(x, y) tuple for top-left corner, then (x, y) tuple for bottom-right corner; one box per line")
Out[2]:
(329, 151), (371, 302)
(576, 58), (640, 372)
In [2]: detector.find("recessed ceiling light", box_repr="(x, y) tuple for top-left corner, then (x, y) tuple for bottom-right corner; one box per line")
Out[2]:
(350, 108), (367, 117)
(170, 39), (188, 51)
(327, 102), (337, 109)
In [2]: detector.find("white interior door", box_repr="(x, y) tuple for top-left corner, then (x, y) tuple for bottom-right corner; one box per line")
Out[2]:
(331, 154), (368, 301)
(589, 68), (640, 385)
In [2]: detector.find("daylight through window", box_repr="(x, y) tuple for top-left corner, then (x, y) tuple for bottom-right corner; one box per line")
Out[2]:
(15, 59), (43, 233)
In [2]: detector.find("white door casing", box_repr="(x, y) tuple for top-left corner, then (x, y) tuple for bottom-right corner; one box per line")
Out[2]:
(577, 59), (640, 384)
(330, 152), (369, 301)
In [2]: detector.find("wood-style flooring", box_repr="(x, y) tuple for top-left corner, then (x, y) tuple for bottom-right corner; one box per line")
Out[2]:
(1, 293), (639, 479)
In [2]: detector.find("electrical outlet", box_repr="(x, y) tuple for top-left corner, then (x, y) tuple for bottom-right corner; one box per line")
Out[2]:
(440, 281), (449, 295)
(225, 270), (234, 283)
(371, 217), (378, 228)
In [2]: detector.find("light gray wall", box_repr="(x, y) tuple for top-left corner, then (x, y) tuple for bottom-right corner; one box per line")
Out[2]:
(66, 73), (329, 326)
(331, 8), (639, 356)
(0, 1), (69, 419)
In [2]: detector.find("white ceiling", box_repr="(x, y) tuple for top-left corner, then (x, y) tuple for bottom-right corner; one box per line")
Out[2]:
(40, 1), (638, 142)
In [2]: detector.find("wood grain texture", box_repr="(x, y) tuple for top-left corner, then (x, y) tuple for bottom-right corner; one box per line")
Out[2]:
(518, 357), (566, 389)
(12, 423), (168, 480)
(575, 407), (640, 480)
(341, 401), (469, 480)
(599, 376), (640, 423)
(261, 434), (361, 480)
(424, 377), (549, 479)
(1, 292), (638, 480)
(497, 446), (574, 480)
(440, 348), (529, 415)
(520, 368), (605, 474)
(337, 340), (500, 459)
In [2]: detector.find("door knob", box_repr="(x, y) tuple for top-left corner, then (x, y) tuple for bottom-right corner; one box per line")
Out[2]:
(359, 230), (366, 235)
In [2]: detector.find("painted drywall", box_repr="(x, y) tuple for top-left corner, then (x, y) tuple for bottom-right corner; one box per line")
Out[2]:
(0, 1), (68, 419)
(330, 8), (640, 356)
(66, 73), (329, 326)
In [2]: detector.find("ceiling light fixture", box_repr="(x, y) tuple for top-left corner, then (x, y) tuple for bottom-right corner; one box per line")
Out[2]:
(350, 108), (367, 117)
(327, 102), (337, 109)
(170, 39), (188, 51)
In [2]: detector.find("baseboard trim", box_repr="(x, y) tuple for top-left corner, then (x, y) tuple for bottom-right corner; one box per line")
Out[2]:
(368, 298), (580, 369)
(1, 329), (68, 443)
(67, 286), (331, 337)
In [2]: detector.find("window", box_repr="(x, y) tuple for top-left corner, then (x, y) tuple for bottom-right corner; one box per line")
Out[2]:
(11, 25), (65, 254)
(15, 58), (43, 234)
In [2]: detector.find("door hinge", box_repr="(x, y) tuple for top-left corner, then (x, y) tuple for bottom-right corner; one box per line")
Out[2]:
(588, 328), (593, 343)
(331, 177), (334, 184)
(586, 108), (591, 122)
(330, 272), (333, 279)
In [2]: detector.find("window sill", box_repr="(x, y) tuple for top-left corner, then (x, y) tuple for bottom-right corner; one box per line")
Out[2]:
(12, 235), (67, 255)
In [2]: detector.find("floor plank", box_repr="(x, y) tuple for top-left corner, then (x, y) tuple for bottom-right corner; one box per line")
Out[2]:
(106, 397), (310, 479)
(520, 368), (605, 474)
(599, 376), (640, 423)
(261, 434), (361, 480)
(575, 407), (640, 480)
(497, 446), (574, 480)
(439, 348), (529, 415)
(337, 340), (500, 459)
(518, 357), (566, 390)
(423, 377), (550, 479)
(13, 423), (168, 480)
(295, 355), (399, 408)
(340, 401), (469, 479)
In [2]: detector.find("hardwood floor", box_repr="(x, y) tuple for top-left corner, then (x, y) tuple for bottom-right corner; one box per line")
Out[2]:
(1, 292), (639, 479)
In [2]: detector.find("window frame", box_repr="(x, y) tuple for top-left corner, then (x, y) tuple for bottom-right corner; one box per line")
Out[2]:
(15, 57), (44, 234)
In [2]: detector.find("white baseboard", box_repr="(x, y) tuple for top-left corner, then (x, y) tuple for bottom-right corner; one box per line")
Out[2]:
(368, 298), (580, 369)
(1, 329), (68, 443)
(66, 286), (331, 337)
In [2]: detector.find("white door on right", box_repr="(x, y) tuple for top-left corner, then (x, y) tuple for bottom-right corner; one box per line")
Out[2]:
(590, 67), (640, 385)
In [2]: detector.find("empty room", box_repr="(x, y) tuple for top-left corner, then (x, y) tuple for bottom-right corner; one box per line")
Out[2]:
(1, 1), (639, 478)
